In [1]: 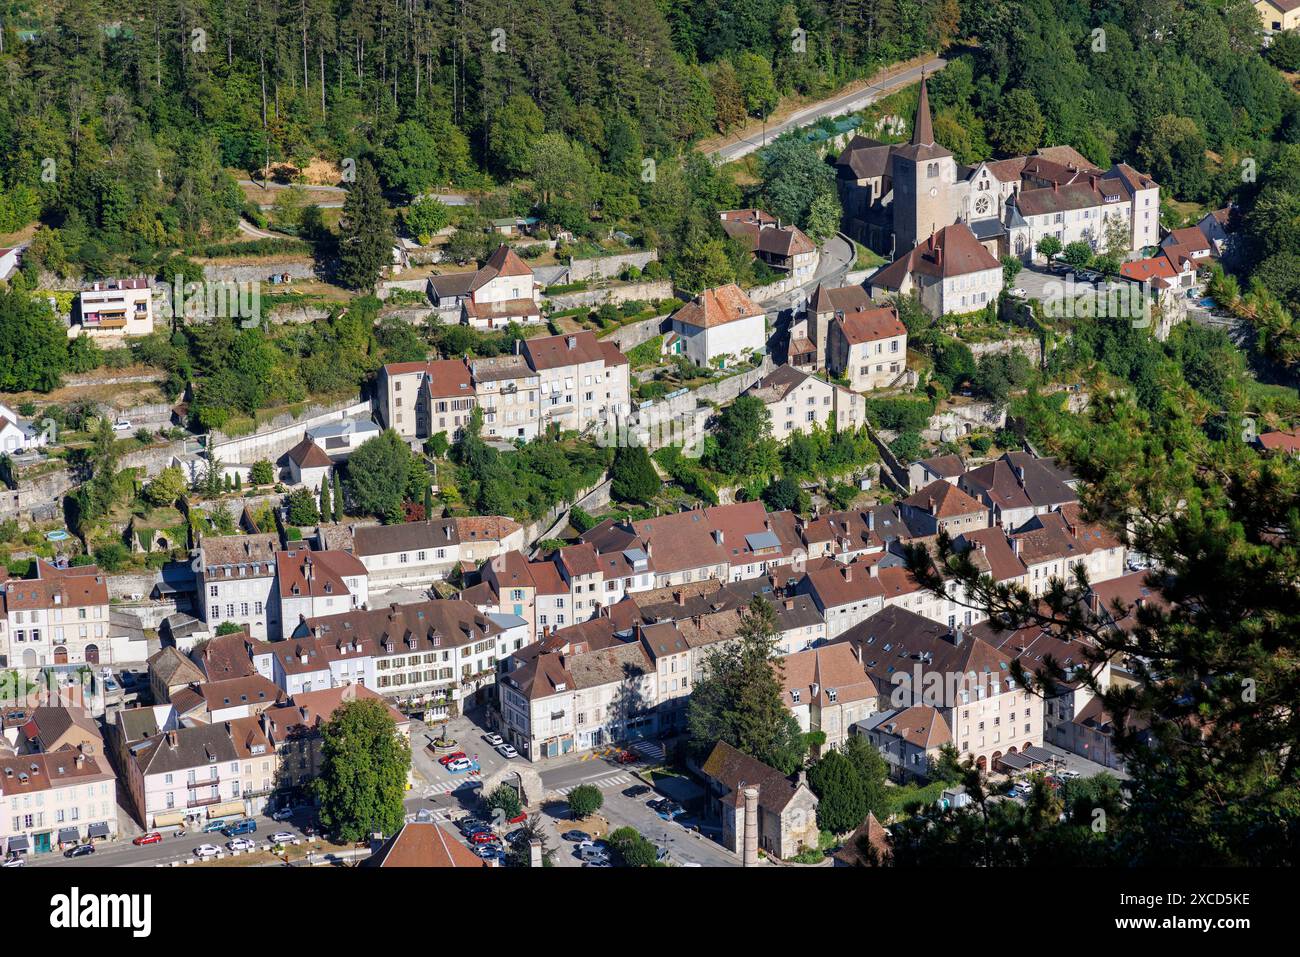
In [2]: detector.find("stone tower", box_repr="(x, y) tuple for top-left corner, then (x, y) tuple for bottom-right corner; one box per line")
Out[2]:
(890, 76), (958, 257)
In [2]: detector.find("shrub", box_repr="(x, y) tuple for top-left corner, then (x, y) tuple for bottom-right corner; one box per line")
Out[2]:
(566, 783), (603, 819)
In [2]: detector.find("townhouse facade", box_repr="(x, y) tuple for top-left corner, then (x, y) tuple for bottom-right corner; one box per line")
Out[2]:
(0, 562), (111, 673)
(1, 750), (117, 857)
(376, 332), (630, 449)
(666, 284), (767, 369)
(745, 364), (867, 438)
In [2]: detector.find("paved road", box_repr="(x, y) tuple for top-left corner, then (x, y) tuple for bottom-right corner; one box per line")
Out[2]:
(759, 233), (856, 315)
(709, 57), (947, 163)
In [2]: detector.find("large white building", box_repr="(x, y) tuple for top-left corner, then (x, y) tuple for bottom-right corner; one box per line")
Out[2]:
(376, 332), (630, 448)
(839, 77), (1160, 265)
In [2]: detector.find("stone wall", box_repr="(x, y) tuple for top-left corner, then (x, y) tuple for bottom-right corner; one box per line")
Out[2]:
(201, 260), (318, 283)
(966, 337), (1042, 366)
(378, 278), (431, 301)
(119, 443), (184, 479)
(0, 466), (73, 523)
(266, 304), (332, 325)
(209, 397), (373, 465)
(602, 314), (669, 352)
(566, 250), (659, 283)
(545, 279), (674, 313)
(521, 476), (611, 549)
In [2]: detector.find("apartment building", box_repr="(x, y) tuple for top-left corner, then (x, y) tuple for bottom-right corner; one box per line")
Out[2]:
(195, 533), (283, 642)
(745, 364), (866, 438)
(826, 302), (909, 391)
(833, 606), (1045, 773)
(521, 331), (631, 436)
(0, 561), (110, 673)
(1, 750), (117, 857)
(272, 549), (370, 639)
(123, 722), (265, 830)
(75, 278), (154, 339)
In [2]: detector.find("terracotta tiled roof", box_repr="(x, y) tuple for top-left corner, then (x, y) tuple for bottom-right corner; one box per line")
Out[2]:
(872, 223), (1000, 289)
(902, 479), (987, 519)
(671, 284), (764, 328)
(835, 304), (907, 345)
(368, 822), (486, 868)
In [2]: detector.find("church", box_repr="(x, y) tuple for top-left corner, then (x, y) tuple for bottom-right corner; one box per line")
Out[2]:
(837, 77), (1161, 265)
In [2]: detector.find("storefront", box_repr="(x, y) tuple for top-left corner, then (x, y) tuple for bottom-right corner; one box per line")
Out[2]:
(57, 826), (81, 848)
(205, 800), (246, 822)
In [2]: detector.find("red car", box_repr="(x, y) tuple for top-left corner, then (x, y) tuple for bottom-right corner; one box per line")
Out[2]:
(438, 751), (467, 766)
(133, 832), (163, 846)
(614, 750), (637, 764)
(470, 830), (499, 845)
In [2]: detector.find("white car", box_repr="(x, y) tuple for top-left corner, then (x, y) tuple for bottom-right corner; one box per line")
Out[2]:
(112, 419), (132, 432)
(445, 757), (473, 772)
(194, 844), (221, 859)
(1, 856), (25, 867)
(496, 743), (518, 759)
(270, 832), (296, 845)
(1008, 286), (1028, 299)
(483, 732), (504, 747)
(271, 807), (293, 821)
(226, 838), (256, 852)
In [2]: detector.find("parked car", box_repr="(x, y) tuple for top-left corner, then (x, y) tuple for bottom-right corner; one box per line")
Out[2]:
(483, 733), (504, 747)
(226, 837), (257, 852)
(470, 830), (499, 845)
(457, 818), (491, 835)
(576, 839), (609, 853)
(270, 832), (296, 845)
(64, 843), (95, 858)
(204, 819), (233, 833)
(133, 832), (163, 846)
(474, 844), (505, 861)
(438, 751), (467, 766)
(652, 800), (685, 820)
(613, 750), (637, 764)
(561, 830), (592, 843)
(222, 818), (257, 837)
(112, 418), (132, 432)
(1, 856), (24, 867)
(1009, 286), (1028, 299)
(582, 857), (613, 868)
(496, 743), (518, 759)
(271, 807), (294, 821)
(1059, 769), (1081, 780)
(194, 844), (221, 859)
(445, 758), (475, 773)
(622, 784), (652, 798)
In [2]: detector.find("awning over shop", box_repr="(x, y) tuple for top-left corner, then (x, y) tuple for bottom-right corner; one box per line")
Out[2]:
(997, 752), (1034, 771)
(1023, 746), (1057, 764)
(87, 822), (111, 839)
(205, 800), (246, 819)
(153, 811), (186, 829)
(57, 827), (81, 845)
(6, 835), (29, 853)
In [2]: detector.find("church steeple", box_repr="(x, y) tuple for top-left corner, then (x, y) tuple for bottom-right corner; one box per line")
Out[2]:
(912, 75), (935, 148)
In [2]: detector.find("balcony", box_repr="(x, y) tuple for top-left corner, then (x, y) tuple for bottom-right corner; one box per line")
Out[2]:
(186, 793), (225, 808)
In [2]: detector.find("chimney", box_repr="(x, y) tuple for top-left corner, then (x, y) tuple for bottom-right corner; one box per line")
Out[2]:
(75, 752), (85, 769)
(742, 787), (760, 868)
(869, 562), (878, 578)
(673, 590), (684, 606)
(166, 731), (178, 748)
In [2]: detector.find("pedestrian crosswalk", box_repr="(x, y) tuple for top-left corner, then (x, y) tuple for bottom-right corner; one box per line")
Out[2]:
(422, 779), (483, 799)
(554, 773), (632, 796)
(405, 807), (453, 825)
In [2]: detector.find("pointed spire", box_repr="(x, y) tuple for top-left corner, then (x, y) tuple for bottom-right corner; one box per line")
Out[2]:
(912, 74), (935, 148)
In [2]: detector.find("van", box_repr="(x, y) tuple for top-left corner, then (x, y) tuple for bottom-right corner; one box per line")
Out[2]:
(222, 818), (257, 837)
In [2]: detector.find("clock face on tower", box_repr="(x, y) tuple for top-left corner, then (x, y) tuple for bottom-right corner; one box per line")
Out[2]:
(975, 196), (991, 216)
(929, 187), (938, 198)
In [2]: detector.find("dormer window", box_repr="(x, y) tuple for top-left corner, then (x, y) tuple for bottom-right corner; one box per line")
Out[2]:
(791, 689), (801, 703)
